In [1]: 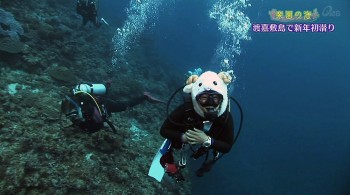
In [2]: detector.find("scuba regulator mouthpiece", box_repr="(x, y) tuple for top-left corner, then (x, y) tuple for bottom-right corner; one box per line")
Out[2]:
(204, 108), (219, 121)
(73, 84), (107, 95)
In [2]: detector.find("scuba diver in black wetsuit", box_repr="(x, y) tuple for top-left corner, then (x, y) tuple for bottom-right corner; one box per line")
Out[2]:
(61, 83), (164, 133)
(76, 0), (107, 28)
(159, 71), (235, 182)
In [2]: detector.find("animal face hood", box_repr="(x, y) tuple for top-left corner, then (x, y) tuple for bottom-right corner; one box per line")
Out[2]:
(183, 71), (229, 118)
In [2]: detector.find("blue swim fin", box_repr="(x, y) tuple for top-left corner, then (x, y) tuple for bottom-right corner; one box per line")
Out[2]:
(148, 139), (171, 182)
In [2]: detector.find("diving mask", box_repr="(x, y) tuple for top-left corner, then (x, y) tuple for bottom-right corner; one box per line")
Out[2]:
(195, 91), (223, 108)
(195, 90), (223, 120)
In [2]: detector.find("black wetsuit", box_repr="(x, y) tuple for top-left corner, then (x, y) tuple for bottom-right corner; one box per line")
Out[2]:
(160, 103), (234, 154)
(69, 95), (147, 133)
(76, 0), (101, 28)
(100, 95), (147, 114)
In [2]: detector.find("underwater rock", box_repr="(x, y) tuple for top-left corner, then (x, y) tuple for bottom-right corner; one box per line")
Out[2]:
(0, 1), (187, 193)
(87, 131), (122, 153)
(48, 66), (77, 84)
(0, 37), (24, 53)
(0, 8), (24, 53)
(106, 168), (129, 183)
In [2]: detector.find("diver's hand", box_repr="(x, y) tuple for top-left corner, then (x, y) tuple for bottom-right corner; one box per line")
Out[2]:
(181, 133), (189, 143)
(185, 128), (208, 145)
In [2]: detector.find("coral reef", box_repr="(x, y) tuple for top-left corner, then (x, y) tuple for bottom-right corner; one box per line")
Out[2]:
(0, 1), (188, 194)
(48, 66), (78, 85)
(0, 7), (24, 53)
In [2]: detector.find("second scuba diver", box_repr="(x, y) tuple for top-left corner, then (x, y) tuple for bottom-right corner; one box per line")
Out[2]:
(61, 82), (164, 133)
(76, 0), (108, 28)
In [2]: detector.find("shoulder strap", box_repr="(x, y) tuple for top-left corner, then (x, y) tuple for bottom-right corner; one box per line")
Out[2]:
(74, 91), (103, 117)
(184, 94), (193, 112)
(105, 119), (116, 133)
(183, 95), (197, 124)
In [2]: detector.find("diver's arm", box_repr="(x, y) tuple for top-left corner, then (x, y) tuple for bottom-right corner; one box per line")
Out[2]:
(160, 104), (186, 143)
(100, 95), (146, 113)
(210, 113), (234, 153)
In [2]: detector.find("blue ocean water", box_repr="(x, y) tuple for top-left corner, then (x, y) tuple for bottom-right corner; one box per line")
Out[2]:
(102, 0), (350, 194)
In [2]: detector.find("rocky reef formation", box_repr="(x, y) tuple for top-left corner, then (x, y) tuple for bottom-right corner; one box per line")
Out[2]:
(0, 0), (188, 194)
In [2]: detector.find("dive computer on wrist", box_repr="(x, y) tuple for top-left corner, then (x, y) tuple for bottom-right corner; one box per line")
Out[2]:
(203, 136), (212, 147)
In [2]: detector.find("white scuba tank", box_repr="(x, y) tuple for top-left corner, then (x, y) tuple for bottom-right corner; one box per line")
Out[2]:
(73, 84), (107, 95)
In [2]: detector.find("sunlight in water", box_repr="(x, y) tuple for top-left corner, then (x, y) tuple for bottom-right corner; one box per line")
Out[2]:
(111, 0), (251, 78)
(209, 0), (251, 72)
(111, 0), (163, 71)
